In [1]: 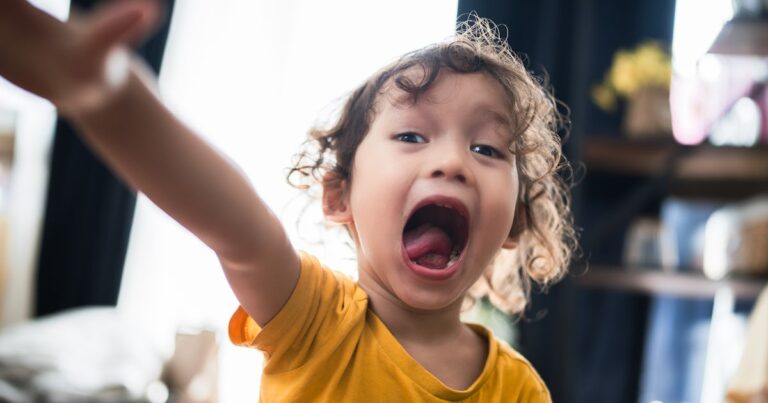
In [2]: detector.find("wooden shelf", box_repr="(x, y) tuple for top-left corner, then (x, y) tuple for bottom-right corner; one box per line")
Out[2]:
(583, 137), (768, 182)
(575, 266), (767, 300)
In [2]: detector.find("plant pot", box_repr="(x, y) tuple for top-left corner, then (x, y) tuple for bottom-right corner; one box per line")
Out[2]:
(624, 86), (674, 139)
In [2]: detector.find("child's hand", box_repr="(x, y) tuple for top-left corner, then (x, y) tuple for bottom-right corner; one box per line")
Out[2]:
(0, 0), (160, 115)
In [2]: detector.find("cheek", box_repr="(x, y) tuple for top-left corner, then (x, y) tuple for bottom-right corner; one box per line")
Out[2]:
(482, 171), (519, 238)
(347, 150), (406, 253)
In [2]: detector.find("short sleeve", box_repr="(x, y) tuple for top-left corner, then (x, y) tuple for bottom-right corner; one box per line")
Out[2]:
(492, 339), (552, 402)
(228, 252), (367, 373)
(519, 359), (551, 402)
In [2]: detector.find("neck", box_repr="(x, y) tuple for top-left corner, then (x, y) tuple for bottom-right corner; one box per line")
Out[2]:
(358, 273), (467, 345)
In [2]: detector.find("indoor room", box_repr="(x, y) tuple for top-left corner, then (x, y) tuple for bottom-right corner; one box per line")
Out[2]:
(0, 0), (766, 402)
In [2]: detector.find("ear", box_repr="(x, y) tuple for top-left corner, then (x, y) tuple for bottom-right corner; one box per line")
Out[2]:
(322, 172), (352, 224)
(502, 201), (527, 250)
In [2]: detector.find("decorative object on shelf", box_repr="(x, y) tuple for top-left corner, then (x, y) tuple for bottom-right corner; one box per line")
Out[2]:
(726, 285), (768, 403)
(709, 96), (761, 147)
(623, 217), (662, 268)
(704, 195), (768, 280)
(660, 198), (722, 273)
(592, 41), (673, 139)
(653, 195), (768, 280)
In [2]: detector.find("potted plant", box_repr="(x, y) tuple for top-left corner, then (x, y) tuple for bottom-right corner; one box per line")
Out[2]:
(592, 41), (674, 138)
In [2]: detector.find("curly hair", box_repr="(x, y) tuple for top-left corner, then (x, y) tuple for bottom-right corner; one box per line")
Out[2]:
(287, 15), (577, 315)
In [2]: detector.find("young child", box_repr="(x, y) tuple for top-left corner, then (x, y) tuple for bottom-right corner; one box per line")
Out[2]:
(0, 1), (575, 401)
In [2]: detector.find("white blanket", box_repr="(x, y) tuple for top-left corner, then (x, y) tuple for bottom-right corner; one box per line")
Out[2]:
(0, 307), (173, 402)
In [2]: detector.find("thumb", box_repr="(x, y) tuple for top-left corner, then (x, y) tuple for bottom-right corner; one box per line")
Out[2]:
(82, 0), (161, 54)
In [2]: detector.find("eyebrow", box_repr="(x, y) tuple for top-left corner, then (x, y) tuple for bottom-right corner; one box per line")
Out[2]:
(467, 104), (517, 149)
(471, 104), (513, 130)
(386, 98), (515, 141)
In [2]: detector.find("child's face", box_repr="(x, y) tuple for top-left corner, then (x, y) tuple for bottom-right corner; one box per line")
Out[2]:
(332, 71), (520, 312)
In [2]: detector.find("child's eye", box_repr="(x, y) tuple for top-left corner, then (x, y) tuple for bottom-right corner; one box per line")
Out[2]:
(470, 144), (502, 158)
(395, 132), (427, 144)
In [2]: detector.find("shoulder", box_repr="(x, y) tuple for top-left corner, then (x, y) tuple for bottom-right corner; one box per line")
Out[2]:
(295, 252), (364, 300)
(274, 251), (367, 313)
(229, 252), (367, 354)
(492, 337), (551, 401)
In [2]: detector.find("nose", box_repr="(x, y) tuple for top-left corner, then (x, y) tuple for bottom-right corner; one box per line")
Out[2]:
(428, 141), (474, 185)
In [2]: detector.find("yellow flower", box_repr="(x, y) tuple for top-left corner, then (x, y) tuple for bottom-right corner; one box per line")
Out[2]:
(610, 51), (641, 97)
(593, 40), (672, 112)
(592, 84), (617, 112)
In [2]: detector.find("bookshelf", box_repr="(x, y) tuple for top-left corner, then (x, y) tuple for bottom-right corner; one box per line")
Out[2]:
(580, 136), (768, 297)
(584, 137), (768, 180)
(575, 266), (767, 300)
(583, 137), (768, 199)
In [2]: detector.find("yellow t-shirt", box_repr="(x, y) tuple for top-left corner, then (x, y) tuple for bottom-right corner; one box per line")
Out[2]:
(229, 252), (551, 402)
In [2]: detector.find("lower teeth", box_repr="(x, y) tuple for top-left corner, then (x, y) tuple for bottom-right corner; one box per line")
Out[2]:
(446, 248), (460, 266)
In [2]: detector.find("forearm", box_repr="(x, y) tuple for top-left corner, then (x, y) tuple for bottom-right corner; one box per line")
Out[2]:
(0, 0), (300, 325)
(70, 66), (286, 263)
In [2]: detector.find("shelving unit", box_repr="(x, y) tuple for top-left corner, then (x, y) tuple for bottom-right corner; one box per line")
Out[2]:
(580, 136), (768, 296)
(583, 137), (768, 199)
(575, 266), (767, 300)
(576, 135), (768, 402)
(584, 137), (768, 180)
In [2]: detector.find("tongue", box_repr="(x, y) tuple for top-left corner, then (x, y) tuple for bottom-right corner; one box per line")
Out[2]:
(403, 224), (453, 269)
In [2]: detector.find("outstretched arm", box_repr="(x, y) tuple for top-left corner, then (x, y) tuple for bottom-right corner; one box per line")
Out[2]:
(0, 0), (299, 326)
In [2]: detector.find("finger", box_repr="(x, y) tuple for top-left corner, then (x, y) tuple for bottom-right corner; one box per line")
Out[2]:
(83, 0), (161, 54)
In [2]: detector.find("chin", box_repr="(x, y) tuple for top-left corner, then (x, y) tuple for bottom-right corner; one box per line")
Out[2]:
(392, 282), (466, 313)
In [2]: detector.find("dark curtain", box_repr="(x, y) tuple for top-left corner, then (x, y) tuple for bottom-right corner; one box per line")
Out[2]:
(34, 0), (175, 317)
(456, 1), (676, 402)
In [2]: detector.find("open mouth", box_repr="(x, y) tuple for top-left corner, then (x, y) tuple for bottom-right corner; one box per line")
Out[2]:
(402, 200), (469, 271)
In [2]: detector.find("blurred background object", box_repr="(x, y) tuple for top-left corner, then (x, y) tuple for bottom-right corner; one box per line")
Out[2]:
(726, 285), (768, 403)
(704, 196), (768, 281)
(708, 0), (768, 56)
(0, 108), (14, 323)
(671, 0), (768, 147)
(592, 41), (674, 139)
